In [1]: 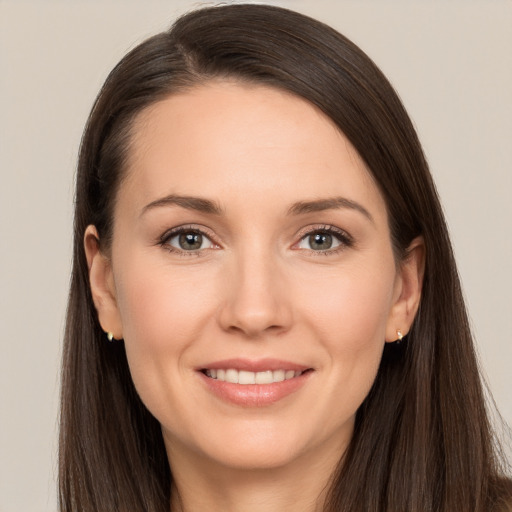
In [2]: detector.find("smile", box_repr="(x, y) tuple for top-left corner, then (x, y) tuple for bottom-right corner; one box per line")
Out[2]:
(198, 360), (313, 406)
(203, 368), (305, 385)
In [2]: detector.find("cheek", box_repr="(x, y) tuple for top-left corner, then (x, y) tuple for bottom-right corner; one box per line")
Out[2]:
(297, 258), (396, 347)
(112, 251), (219, 399)
(293, 258), (396, 414)
(115, 252), (217, 343)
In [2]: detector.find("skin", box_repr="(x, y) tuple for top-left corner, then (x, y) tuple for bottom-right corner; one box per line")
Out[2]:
(85, 82), (424, 512)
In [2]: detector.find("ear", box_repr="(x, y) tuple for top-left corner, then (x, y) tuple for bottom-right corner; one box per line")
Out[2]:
(84, 225), (123, 340)
(385, 236), (425, 342)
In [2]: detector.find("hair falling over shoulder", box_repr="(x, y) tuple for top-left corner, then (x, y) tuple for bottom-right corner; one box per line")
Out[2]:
(59, 4), (511, 511)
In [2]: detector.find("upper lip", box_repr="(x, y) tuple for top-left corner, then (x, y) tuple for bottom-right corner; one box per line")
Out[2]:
(198, 358), (311, 372)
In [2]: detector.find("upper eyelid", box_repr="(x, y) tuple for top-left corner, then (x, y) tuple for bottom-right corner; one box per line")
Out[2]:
(160, 224), (218, 243)
(295, 224), (353, 242)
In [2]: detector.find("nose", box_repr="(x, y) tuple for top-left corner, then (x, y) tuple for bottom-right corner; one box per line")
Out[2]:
(217, 249), (293, 338)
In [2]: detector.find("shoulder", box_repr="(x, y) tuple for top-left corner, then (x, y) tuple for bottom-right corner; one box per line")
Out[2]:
(492, 477), (512, 512)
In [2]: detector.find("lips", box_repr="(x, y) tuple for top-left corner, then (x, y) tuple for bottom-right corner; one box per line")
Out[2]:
(197, 358), (313, 406)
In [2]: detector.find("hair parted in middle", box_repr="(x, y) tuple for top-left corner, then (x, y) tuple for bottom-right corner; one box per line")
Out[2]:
(60, 4), (510, 512)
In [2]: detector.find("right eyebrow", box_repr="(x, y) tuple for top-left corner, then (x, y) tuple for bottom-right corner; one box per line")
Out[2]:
(139, 194), (223, 218)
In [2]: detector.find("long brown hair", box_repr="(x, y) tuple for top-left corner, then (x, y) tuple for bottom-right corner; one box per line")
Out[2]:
(59, 4), (511, 511)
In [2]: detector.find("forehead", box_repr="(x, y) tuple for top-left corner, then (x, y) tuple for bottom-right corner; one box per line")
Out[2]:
(120, 81), (385, 219)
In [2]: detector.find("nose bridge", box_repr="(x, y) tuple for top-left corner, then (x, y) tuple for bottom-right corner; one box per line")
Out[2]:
(218, 241), (291, 337)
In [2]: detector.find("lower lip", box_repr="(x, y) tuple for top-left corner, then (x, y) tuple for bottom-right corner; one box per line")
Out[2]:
(198, 371), (312, 407)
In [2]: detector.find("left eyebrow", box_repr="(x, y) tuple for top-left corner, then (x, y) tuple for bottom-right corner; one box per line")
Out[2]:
(287, 197), (374, 223)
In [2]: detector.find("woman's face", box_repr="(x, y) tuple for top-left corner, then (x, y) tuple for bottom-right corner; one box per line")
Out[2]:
(87, 82), (421, 473)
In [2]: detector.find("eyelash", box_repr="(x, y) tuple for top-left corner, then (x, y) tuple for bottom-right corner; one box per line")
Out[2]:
(158, 225), (219, 257)
(158, 224), (354, 256)
(294, 224), (354, 256)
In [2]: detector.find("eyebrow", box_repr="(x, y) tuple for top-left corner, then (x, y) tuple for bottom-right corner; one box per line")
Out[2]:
(140, 194), (223, 217)
(287, 197), (374, 223)
(140, 194), (373, 223)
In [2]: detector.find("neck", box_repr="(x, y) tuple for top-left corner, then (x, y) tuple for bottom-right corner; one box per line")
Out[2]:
(166, 438), (344, 512)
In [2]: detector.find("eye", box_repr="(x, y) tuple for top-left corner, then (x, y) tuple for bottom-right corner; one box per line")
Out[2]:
(297, 232), (341, 251)
(295, 226), (352, 253)
(162, 228), (217, 252)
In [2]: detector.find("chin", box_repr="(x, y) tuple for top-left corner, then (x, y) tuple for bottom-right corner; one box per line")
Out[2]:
(204, 441), (309, 471)
(167, 416), (349, 474)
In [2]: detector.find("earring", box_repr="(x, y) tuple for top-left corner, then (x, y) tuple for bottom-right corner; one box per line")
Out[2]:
(106, 331), (114, 342)
(396, 329), (404, 343)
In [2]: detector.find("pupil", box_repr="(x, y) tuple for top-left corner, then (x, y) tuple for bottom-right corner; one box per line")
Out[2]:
(310, 233), (332, 250)
(179, 232), (202, 250)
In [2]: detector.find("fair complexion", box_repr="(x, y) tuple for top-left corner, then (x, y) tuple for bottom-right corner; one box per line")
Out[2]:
(85, 82), (424, 512)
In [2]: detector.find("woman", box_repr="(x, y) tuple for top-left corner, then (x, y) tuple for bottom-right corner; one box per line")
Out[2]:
(59, 4), (511, 511)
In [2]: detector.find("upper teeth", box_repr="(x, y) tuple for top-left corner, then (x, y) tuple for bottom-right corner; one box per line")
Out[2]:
(205, 369), (303, 384)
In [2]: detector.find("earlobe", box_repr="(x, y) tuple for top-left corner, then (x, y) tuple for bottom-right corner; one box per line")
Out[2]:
(84, 225), (123, 339)
(385, 236), (425, 342)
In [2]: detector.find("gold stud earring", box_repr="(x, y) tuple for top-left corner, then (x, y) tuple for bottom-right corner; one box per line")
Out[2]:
(107, 332), (114, 342)
(396, 330), (403, 343)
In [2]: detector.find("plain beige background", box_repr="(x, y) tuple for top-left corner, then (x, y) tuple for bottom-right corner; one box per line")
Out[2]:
(1, 1), (511, 510)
